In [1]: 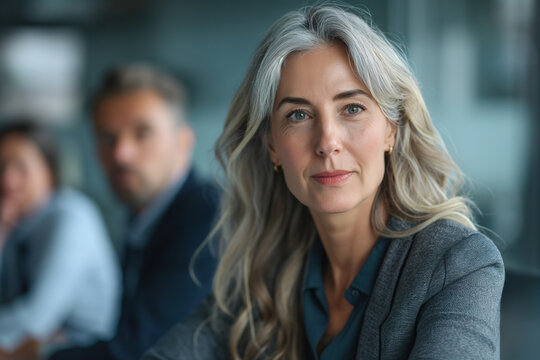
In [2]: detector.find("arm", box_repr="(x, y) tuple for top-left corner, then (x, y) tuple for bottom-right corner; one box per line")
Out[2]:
(142, 297), (229, 360)
(0, 338), (40, 360)
(0, 210), (95, 350)
(108, 223), (217, 360)
(409, 233), (505, 360)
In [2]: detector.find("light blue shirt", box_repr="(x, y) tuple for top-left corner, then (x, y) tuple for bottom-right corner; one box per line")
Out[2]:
(0, 188), (120, 351)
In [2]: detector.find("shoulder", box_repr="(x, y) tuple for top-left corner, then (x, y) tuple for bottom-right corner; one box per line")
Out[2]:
(405, 219), (504, 298)
(176, 170), (221, 209)
(164, 170), (221, 227)
(411, 219), (502, 268)
(147, 171), (220, 263)
(142, 297), (229, 360)
(37, 188), (109, 251)
(47, 187), (104, 223)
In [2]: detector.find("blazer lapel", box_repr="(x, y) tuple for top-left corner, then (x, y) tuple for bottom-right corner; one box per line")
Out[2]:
(139, 170), (197, 272)
(356, 221), (414, 360)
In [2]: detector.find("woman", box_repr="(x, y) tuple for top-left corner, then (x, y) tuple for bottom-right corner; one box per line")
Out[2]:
(144, 5), (504, 360)
(0, 121), (120, 355)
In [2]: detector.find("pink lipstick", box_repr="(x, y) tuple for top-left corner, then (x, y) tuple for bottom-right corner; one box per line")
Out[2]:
(311, 170), (353, 186)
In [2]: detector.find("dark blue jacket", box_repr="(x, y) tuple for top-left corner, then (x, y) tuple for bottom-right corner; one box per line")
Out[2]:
(50, 170), (220, 360)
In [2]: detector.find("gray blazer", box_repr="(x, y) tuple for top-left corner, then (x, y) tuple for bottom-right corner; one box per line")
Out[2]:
(142, 219), (504, 360)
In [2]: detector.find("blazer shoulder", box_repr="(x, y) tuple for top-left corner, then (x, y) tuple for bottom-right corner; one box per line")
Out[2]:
(410, 219), (500, 262)
(169, 172), (221, 217)
(413, 219), (476, 247)
(408, 219), (504, 297)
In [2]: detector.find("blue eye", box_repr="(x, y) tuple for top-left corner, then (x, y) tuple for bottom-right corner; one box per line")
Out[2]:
(346, 104), (363, 114)
(288, 110), (308, 121)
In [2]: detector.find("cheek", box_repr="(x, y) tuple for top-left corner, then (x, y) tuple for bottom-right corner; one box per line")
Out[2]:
(18, 175), (39, 205)
(98, 147), (114, 166)
(143, 138), (178, 180)
(133, 139), (162, 169)
(363, 134), (385, 159)
(272, 137), (310, 199)
(31, 162), (51, 187)
(349, 125), (387, 172)
(147, 131), (173, 156)
(275, 137), (309, 175)
(14, 174), (30, 195)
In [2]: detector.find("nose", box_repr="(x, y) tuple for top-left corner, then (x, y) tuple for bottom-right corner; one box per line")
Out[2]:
(112, 137), (137, 164)
(315, 114), (342, 157)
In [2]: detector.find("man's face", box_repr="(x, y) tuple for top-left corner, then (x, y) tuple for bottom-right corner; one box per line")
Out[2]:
(94, 89), (193, 210)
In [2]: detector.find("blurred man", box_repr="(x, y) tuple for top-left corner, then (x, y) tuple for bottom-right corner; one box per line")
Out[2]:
(50, 65), (219, 360)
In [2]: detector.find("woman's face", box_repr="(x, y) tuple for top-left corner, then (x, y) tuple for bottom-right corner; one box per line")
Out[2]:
(0, 134), (53, 222)
(267, 43), (396, 217)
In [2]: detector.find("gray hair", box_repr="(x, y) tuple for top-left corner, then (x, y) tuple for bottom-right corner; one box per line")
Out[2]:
(211, 5), (474, 360)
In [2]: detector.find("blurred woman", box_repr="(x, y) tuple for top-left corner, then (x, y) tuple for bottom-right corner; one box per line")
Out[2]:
(0, 121), (120, 355)
(144, 5), (504, 360)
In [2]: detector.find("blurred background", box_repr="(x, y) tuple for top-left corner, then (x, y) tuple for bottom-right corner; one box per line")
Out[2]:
(0, 0), (538, 358)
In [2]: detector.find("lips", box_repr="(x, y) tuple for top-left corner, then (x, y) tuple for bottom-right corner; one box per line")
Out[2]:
(311, 170), (353, 186)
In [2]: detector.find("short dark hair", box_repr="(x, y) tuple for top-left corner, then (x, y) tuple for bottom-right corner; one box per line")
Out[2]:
(92, 64), (186, 122)
(0, 120), (60, 188)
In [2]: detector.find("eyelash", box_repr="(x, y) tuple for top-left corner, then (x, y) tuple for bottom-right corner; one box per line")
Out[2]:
(286, 109), (311, 121)
(343, 103), (367, 115)
(285, 103), (367, 121)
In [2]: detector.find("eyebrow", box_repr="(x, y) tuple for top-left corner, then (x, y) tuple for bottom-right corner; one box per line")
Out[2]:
(333, 89), (371, 100)
(276, 97), (311, 109)
(276, 89), (372, 110)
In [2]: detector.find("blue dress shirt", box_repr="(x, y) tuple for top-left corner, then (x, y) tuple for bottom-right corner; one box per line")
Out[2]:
(0, 188), (120, 351)
(303, 236), (390, 360)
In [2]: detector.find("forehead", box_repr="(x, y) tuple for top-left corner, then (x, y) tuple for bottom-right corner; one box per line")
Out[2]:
(276, 43), (369, 99)
(0, 134), (42, 162)
(94, 89), (176, 131)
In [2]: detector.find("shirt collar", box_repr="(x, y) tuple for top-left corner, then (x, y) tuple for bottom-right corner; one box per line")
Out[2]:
(302, 234), (391, 297)
(125, 169), (189, 248)
(348, 237), (390, 296)
(303, 236), (326, 291)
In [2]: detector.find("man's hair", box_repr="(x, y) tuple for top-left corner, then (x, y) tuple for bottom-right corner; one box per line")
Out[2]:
(0, 120), (60, 188)
(92, 64), (187, 122)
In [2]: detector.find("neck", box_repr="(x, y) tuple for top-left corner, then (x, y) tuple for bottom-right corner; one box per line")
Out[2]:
(310, 201), (385, 295)
(131, 164), (188, 215)
(25, 186), (53, 218)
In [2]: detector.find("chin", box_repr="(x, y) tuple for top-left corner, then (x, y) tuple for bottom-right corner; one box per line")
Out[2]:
(307, 191), (375, 216)
(310, 199), (361, 215)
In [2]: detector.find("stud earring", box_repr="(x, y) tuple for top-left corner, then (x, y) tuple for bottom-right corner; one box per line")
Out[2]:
(273, 163), (281, 172)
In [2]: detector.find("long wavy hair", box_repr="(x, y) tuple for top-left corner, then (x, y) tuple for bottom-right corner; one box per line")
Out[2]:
(210, 5), (475, 359)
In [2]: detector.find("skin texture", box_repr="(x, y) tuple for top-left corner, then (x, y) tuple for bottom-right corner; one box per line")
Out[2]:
(0, 134), (53, 229)
(94, 89), (194, 212)
(267, 43), (396, 346)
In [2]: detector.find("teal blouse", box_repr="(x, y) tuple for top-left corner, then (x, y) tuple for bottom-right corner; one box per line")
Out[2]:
(302, 236), (390, 360)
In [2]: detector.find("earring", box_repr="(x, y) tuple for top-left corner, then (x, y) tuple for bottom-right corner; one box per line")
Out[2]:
(387, 146), (393, 155)
(273, 163), (281, 172)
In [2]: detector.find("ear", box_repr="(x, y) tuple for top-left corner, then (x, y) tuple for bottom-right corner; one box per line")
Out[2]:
(262, 132), (280, 165)
(385, 120), (397, 148)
